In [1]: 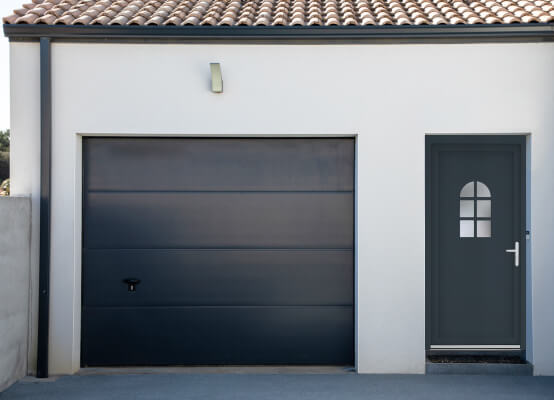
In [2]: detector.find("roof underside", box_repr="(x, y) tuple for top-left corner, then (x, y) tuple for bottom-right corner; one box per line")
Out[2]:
(3, 0), (554, 28)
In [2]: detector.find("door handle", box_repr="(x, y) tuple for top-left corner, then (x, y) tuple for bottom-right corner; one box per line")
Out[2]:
(505, 241), (519, 268)
(123, 278), (141, 292)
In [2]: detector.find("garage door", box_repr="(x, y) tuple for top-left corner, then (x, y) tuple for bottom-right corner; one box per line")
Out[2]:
(81, 138), (354, 366)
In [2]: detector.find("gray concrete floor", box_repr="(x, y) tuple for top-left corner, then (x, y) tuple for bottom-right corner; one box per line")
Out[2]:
(1, 371), (554, 400)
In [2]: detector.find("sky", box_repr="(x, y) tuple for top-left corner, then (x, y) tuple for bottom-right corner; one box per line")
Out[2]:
(0, 0), (26, 131)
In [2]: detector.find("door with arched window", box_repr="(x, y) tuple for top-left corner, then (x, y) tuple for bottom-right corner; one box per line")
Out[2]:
(426, 136), (525, 355)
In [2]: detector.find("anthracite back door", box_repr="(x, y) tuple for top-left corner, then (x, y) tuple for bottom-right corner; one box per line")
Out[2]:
(427, 136), (525, 352)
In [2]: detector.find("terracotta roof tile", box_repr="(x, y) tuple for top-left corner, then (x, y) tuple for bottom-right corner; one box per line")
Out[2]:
(3, 0), (554, 26)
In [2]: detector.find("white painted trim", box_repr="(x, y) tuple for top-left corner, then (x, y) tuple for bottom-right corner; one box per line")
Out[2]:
(72, 135), (83, 373)
(76, 132), (358, 137)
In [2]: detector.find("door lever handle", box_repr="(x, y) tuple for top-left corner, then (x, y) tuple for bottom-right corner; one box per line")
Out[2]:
(505, 241), (519, 268)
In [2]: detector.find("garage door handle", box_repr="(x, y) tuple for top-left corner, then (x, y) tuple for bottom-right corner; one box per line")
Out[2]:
(123, 278), (141, 292)
(505, 241), (519, 268)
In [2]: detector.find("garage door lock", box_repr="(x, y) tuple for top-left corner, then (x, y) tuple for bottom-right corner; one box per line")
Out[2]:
(123, 278), (141, 292)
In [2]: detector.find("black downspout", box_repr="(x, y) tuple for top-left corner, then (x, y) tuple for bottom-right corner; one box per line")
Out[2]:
(37, 37), (51, 379)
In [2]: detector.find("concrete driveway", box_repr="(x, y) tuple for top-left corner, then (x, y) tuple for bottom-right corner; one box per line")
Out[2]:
(2, 370), (554, 400)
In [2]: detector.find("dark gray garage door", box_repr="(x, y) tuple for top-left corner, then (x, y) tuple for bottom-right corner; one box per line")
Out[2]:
(81, 138), (354, 366)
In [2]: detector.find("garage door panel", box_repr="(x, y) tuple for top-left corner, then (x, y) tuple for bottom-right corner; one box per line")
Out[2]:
(82, 138), (354, 366)
(82, 306), (354, 366)
(83, 249), (354, 307)
(84, 192), (353, 249)
(84, 138), (354, 192)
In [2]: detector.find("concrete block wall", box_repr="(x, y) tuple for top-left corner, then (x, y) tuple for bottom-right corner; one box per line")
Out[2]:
(0, 196), (31, 392)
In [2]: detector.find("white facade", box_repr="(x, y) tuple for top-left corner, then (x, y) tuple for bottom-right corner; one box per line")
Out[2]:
(10, 41), (554, 376)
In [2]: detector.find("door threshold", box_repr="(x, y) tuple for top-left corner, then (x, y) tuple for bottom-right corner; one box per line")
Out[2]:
(427, 355), (526, 364)
(77, 366), (355, 376)
(426, 360), (532, 376)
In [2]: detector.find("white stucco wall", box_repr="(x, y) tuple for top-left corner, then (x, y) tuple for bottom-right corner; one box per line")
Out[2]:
(9, 40), (554, 376)
(9, 42), (40, 376)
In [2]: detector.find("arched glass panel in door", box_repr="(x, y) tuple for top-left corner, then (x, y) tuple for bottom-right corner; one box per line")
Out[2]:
(459, 181), (491, 238)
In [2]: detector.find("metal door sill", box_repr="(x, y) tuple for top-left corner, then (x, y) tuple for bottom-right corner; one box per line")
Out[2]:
(429, 345), (521, 351)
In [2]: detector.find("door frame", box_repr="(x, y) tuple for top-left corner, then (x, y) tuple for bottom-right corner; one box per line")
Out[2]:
(425, 135), (527, 356)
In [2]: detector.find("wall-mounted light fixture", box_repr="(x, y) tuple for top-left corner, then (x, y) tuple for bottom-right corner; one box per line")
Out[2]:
(210, 63), (223, 93)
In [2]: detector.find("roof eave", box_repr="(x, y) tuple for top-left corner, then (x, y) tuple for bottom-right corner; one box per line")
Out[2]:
(3, 23), (554, 43)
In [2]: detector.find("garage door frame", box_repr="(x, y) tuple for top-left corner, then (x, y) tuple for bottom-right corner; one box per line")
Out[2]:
(79, 135), (357, 367)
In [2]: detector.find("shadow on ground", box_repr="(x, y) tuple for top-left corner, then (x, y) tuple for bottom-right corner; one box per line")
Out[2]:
(1, 373), (554, 400)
